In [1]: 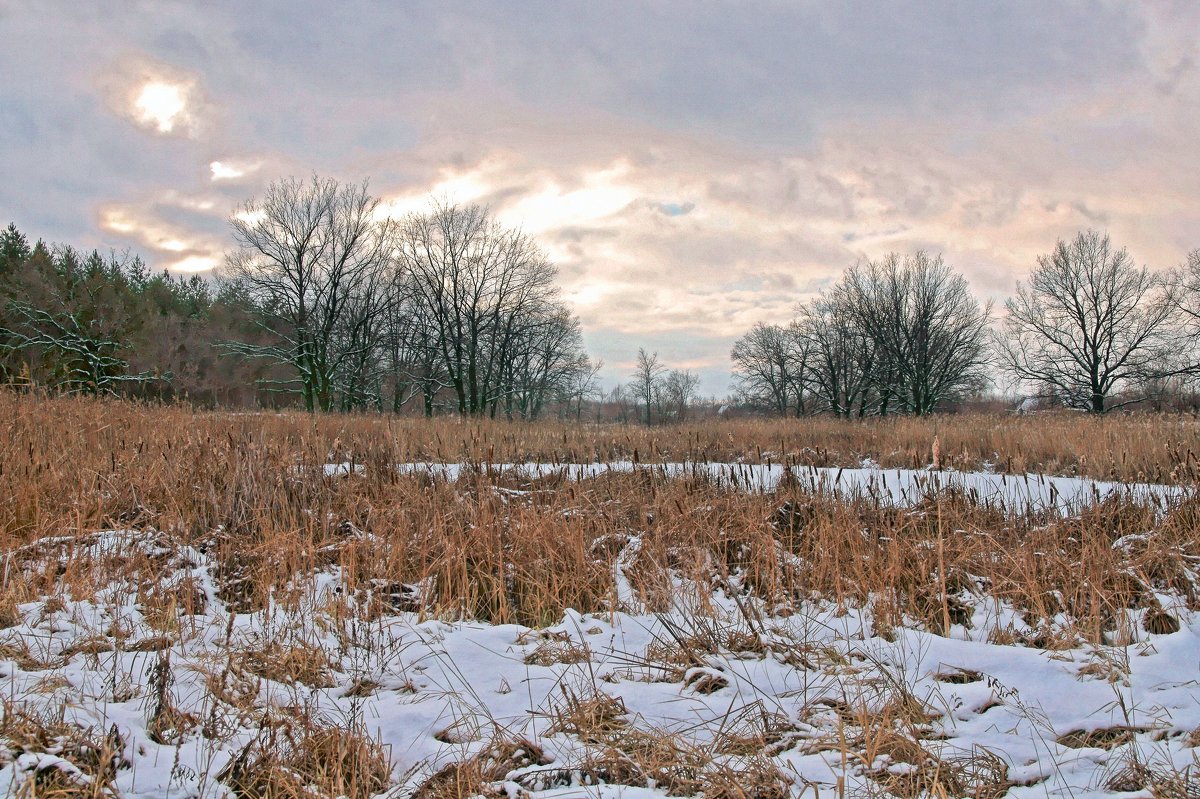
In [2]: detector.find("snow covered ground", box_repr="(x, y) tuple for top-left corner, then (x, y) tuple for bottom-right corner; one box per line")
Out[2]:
(383, 461), (1188, 515)
(2, 466), (1198, 798)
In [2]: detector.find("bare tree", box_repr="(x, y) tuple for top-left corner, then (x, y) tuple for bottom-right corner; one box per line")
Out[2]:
(1163, 248), (1200, 382)
(566, 357), (605, 421)
(1168, 249), (1200, 325)
(502, 306), (591, 420)
(842, 252), (991, 415)
(381, 292), (448, 415)
(730, 322), (808, 416)
(663, 368), (701, 421)
(796, 290), (879, 417)
(223, 175), (399, 412)
(607, 383), (634, 423)
(1001, 230), (1173, 413)
(331, 275), (396, 411)
(629, 348), (666, 426)
(397, 202), (564, 416)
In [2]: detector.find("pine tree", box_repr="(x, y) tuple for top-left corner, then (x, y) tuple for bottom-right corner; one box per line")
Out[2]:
(0, 223), (30, 274)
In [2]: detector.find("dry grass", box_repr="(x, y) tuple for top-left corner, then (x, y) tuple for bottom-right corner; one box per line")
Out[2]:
(792, 683), (1014, 799)
(217, 712), (392, 799)
(0, 393), (1196, 640)
(1056, 726), (1143, 750)
(1, 394), (1199, 797)
(544, 686), (629, 742)
(231, 637), (337, 688)
(419, 686), (800, 796)
(414, 736), (549, 798)
(3, 393), (1199, 539)
(523, 638), (592, 666)
(0, 700), (128, 798)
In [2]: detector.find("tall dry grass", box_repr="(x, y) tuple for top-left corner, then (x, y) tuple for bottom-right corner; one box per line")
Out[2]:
(1, 392), (1196, 638)
(3, 393), (1199, 798)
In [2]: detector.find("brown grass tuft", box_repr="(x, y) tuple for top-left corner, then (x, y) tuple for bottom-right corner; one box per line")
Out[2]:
(0, 701), (129, 799)
(218, 714), (392, 799)
(232, 637), (336, 688)
(523, 639), (592, 666)
(415, 736), (549, 798)
(545, 686), (628, 742)
(1056, 726), (1142, 750)
(1143, 607), (1182, 634)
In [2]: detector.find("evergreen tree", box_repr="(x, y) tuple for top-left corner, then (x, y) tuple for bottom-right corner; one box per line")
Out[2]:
(0, 223), (30, 274)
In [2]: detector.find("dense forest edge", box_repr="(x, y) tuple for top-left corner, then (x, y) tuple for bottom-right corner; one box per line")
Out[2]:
(4, 176), (1200, 420)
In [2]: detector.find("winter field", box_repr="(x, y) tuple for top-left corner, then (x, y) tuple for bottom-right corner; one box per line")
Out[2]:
(2, 396), (1200, 799)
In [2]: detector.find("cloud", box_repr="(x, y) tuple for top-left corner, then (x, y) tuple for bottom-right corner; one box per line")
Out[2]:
(97, 53), (215, 139)
(96, 194), (227, 275)
(209, 159), (262, 181)
(134, 82), (188, 133)
(2, 2), (1199, 395)
(169, 254), (221, 272)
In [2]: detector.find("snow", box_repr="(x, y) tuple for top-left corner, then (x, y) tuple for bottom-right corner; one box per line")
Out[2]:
(393, 461), (1188, 515)
(1, 468), (1197, 798)
(3, 571), (1197, 798)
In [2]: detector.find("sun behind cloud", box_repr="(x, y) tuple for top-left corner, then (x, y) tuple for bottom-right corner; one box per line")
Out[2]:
(134, 81), (188, 133)
(98, 54), (211, 138)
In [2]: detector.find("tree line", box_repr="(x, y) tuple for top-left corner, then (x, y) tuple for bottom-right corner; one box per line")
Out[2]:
(6, 175), (1200, 419)
(222, 176), (595, 416)
(731, 230), (1200, 415)
(609, 347), (702, 425)
(0, 222), (276, 405)
(1, 175), (598, 417)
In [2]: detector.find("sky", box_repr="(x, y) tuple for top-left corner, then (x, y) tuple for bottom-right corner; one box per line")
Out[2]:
(1, 1), (1198, 396)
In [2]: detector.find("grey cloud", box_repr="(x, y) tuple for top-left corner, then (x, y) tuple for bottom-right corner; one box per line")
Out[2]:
(550, 226), (621, 245)
(1, 2), (1197, 395)
(30, 2), (1144, 152)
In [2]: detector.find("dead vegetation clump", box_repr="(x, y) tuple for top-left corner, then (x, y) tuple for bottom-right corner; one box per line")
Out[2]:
(561, 727), (711, 795)
(522, 638), (592, 667)
(231, 636), (337, 688)
(0, 638), (57, 671)
(793, 688), (1013, 799)
(511, 684), (794, 797)
(533, 726), (793, 798)
(712, 704), (802, 757)
(1143, 606), (1183, 634)
(544, 686), (629, 742)
(636, 630), (758, 686)
(0, 596), (23, 629)
(1056, 725), (1144, 750)
(932, 667), (982, 684)
(218, 713), (393, 799)
(699, 759), (794, 799)
(144, 651), (199, 746)
(58, 635), (115, 660)
(1102, 754), (1200, 799)
(414, 736), (550, 798)
(0, 701), (129, 799)
(873, 742), (1011, 799)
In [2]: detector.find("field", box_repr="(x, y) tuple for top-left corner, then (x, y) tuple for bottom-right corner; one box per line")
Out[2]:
(1, 393), (1199, 798)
